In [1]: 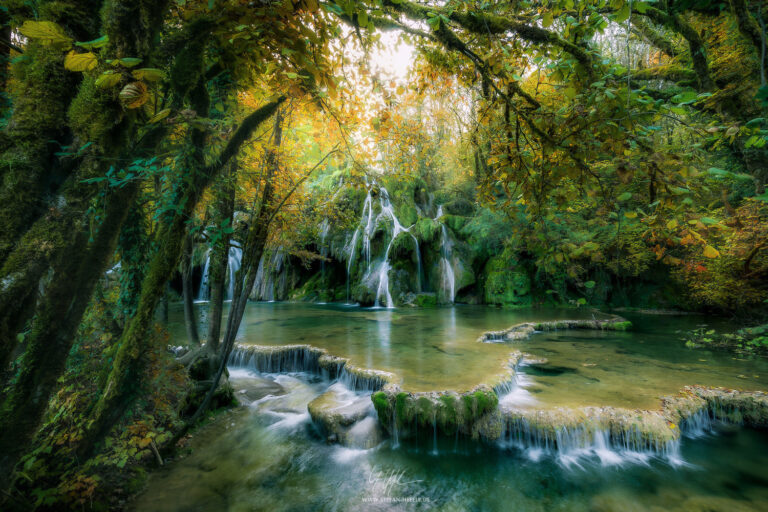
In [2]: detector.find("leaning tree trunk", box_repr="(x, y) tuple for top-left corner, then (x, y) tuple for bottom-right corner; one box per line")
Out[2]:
(166, 112), (282, 450)
(0, 0), (103, 268)
(205, 161), (237, 354)
(75, 98), (284, 461)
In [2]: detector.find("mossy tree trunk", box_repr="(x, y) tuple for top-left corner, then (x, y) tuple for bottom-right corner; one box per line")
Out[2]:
(205, 161), (236, 353)
(167, 111), (282, 450)
(0, 0), (171, 492)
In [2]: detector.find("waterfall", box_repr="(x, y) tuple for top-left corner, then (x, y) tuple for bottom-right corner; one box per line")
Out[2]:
(372, 187), (412, 308)
(496, 411), (682, 467)
(251, 249), (286, 301)
(196, 249), (211, 301)
(346, 183), (422, 308)
(319, 219), (330, 278)
(196, 242), (242, 302)
(435, 206), (455, 303)
(225, 243), (243, 301)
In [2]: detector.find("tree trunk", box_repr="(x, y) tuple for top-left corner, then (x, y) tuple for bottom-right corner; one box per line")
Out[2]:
(75, 98), (284, 460)
(0, 1), (103, 267)
(0, 181), (140, 492)
(181, 233), (200, 346)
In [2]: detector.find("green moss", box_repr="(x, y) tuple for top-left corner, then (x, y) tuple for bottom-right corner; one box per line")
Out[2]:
(440, 214), (467, 234)
(609, 321), (633, 331)
(395, 392), (410, 427)
(483, 254), (531, 306)
(67, 75), (119, 144)
(412, 218), (441, 244)
(413, 293), (437, 307)
(372, 391), (390, 417)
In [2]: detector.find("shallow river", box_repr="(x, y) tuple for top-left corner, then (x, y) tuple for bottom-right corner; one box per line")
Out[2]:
(137, 303), (768, 511)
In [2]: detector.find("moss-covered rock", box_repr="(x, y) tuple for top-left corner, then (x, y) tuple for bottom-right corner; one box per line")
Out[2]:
(308, 387), (377, 445)
(412, 293), (437, 307)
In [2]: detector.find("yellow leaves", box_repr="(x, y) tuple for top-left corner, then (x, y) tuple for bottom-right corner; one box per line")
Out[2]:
(703, 245), (720, 258)
(64, 50), (98, 72)
(96, 70), (122, 88)
(119, 81), (149, 109)
(666, 219), (678, 230)
(18, 20), (72, 46)
(680, 234), (696, 245)
(624, 211), (637, 219)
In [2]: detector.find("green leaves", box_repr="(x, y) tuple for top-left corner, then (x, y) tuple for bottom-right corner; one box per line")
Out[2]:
(18, 21), (72, 46)
(614, 3), (631, 23)
(148, 108), (171, 124)
(670, 91), (699, 105)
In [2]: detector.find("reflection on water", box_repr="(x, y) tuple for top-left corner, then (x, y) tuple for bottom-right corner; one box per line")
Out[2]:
(132, 370), (768, 512)
(169, 303), (767, 408)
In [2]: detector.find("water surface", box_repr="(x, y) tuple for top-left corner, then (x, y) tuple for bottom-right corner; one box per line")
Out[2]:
(171, 303), (767, 408)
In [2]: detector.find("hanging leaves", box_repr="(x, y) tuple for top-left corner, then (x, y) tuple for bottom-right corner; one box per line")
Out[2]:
(64, 51), (98, 72)
(119, 82), (149, 109)
(18, 21), (72, 46)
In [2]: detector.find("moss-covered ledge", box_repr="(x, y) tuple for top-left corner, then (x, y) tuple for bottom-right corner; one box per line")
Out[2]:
(372, 384), (499, 440)
(477, 316), (632, 343)
(227, 343), (398, 391)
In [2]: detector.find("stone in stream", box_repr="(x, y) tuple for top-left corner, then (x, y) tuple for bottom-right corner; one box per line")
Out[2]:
(308, 385), (381, 447)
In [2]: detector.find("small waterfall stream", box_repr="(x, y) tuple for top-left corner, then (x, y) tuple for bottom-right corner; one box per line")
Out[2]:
(435, 206), (456, 303)
(196, 243), (243, 302)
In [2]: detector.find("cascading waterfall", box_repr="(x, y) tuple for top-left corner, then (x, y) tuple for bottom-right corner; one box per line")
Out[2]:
(196, 243), (243, 301)
(497, 414), (683, 467)
(196, 249), (211, 301)
(319, 219), (330, 279)
(346, 184), (422, 308)
(435, 206), (456, 303)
